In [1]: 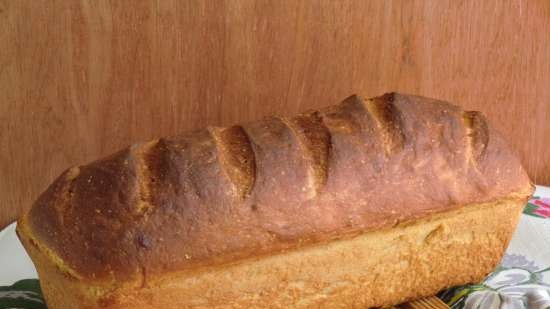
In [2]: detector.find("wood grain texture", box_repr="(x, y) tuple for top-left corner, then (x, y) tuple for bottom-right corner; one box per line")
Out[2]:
(397, 296), (450, 308)
(1, 0), (549, 228)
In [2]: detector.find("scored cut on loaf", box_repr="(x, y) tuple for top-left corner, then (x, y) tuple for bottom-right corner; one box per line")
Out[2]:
(17, 93), (533, 309)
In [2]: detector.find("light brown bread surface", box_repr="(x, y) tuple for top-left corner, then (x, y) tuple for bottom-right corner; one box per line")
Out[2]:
(17, 93), (533, 308)
(18, 195), (527, 309)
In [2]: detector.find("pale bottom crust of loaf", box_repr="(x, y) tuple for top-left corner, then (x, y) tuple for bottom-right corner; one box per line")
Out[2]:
(20, 196), (527, 309)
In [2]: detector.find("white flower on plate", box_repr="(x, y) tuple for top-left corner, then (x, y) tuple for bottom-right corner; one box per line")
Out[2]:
(484, 268), (532, 289)
(457, 267), (550, 309)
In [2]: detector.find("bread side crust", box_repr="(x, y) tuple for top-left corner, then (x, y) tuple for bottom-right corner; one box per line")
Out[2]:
(19, 195), (527, 309)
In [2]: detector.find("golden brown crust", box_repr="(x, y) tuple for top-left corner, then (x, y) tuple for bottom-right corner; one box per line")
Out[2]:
(18, 93), (533, 285)
(19, 195), (528, 308)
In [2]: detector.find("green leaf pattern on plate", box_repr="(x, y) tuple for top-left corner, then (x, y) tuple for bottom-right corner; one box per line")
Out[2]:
(0, 279), (47, 309)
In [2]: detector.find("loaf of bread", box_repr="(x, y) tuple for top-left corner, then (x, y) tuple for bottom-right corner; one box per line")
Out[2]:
(17, 93), (533, 309)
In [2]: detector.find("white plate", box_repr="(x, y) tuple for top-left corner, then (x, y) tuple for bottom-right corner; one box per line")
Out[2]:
(2, 186), (549, 286)
(0, 222), (38, 285)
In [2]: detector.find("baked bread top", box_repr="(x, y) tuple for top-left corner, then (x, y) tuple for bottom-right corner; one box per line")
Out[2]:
(18, 93), (533, 286)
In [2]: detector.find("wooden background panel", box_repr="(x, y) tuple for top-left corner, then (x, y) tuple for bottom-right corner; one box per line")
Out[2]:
(0, 0), (549, 228)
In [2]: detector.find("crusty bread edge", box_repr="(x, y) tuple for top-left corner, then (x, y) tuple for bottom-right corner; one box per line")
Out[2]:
(18, 190), (531, 309)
